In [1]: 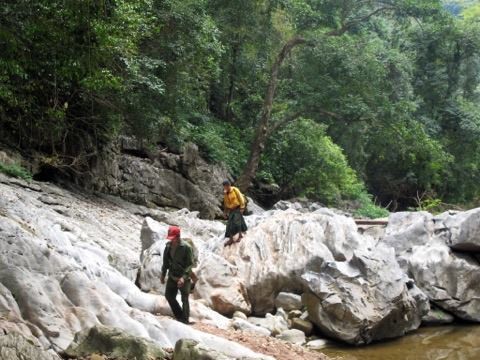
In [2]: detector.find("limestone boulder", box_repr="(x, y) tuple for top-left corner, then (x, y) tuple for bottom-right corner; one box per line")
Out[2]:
(288, 310), (302, 319)
(301, 244), (427, 345)
(232, 318), (272, 336)
(305, 339), (330, 350)
(90, 141), (227, 219)
(381, 209), (480, 322)
(290, 318), (313, 336)
(194, 253), (251, 316)
(173, 339), (234, 360)
(275, 329), (306, 345)
(409, 244), (480, 321)
(0, 178), (268, 360)
(173, 338), (273, 360)
(140, 217), (167, 259)
(247, 313), (289, 336)
(422, 305), (455, 325)
(382, 211), (436, 260)
(216, 208), (372, 314)
(274, 292), (302, 312)
(233, 311), (248, 320)
(0, 333), (61, 360)
(436, 208), (480, 252)
(64, 325), (167, 360)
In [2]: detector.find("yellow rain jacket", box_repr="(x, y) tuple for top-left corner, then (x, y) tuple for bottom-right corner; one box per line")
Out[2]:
(224, 186), (246, 210)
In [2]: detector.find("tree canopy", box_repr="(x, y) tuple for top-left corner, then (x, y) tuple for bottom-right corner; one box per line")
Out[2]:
(1, 0), (479, 214)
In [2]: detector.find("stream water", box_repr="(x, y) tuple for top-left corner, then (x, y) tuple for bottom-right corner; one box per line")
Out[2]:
(320, 325), (480, 360)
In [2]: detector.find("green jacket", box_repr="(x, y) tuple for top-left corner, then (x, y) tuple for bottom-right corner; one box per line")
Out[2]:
(161, 240), (194, 281)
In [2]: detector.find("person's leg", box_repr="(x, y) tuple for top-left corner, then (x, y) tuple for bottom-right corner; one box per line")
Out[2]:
(179, 279), (191, 323)
(238, 211), (248, 240)
(165, 278), (183, 321)
(224, 211), (236, 246)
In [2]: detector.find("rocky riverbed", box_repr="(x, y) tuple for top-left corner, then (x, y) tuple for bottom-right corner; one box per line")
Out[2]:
(1, 172), (480, 359)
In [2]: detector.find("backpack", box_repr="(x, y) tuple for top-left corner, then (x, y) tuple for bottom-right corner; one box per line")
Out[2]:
(232, 186), (249, 215)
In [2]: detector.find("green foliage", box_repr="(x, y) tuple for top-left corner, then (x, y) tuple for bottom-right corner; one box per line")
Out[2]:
(0, 162), (32, 180)
(410, 194), (444, 213)
(262, 118), (364, 205)
(186, 117), (249, 174)
(354, 193), (390, 219)
(1, 0), (480, 213)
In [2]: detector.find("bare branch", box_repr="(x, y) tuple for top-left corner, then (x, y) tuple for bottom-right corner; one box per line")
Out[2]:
(268, 111), (303, 135)
(328, 6), (395, 36)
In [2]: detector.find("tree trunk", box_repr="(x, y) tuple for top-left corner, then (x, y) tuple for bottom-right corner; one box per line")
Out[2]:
(236, 36), (306, 192)
(226, 43), (239, 122)
(236, 6), (392, 192)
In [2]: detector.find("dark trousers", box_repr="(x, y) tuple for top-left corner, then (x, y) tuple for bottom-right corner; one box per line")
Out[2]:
(225, 208), (248, 238)
(165, 277), (191, 323)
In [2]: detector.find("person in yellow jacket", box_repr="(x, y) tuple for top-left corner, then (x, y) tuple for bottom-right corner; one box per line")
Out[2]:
(222, 180), (248, 246)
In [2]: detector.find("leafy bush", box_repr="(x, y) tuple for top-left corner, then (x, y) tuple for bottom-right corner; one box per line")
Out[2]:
(0, 162), (32, 180)
(185, 117), (250, 175)
(354, 193), (390, 219)
(262, 118), (367, 205)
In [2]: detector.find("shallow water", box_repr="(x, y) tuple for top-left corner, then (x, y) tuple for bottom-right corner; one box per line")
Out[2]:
(320, 325), (480, 360)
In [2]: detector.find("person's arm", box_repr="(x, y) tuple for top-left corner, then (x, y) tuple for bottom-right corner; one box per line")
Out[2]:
(182, 245), (194, 281)
(161, 244), (170, 283)
(234, 187), (246, 209)
(223, 194), (229, 218)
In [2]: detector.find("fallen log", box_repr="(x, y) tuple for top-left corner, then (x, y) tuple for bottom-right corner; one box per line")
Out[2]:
(354, 219), (388, 226)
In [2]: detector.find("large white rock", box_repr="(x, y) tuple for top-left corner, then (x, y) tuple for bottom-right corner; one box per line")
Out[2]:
(437, 208), (480, 252)
(232, 318), (272, 336)
(274, 292), (302, 312)
(247, 313), (289, 336)
(275, 329), (306, 345)
(139, 206), (430, 344)
(217, 208), (370, 314)
(381, 210), (480, 322)
(137, 217), (251, 315)
(0, 177), (268, 359)
(301, 244), (426, 345)
(194, 253), (251, 316)
(409, 244), (480, 321)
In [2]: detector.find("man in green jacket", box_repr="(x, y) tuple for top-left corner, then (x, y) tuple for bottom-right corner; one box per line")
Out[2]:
(160, 225), (194, 324)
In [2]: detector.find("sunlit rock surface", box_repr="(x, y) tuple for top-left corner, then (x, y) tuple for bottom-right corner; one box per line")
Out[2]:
(0, 174), (269, 359)
(382, 211), (480, 321)
(140, 207), (427, 344)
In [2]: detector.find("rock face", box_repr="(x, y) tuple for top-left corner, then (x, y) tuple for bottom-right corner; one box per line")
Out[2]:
(438, 208), (480, 252)
(137, 217), (251, 315)
(291, 318), (313, 336)
(247, 314), (289, 336)
(173, 338), (270, 360)
(65, 325), (167, 360)
(0, 175), (270, 359)
(0, 332), (61, 360)
(382, 211), (480, 322)
(301, 244), (426, 345)
(422, 305), (455, 325)
(138, 207), (428, 344)
(275, 329), (306, 345)
(274, 292), (302, 312)
(89, 140), (228, 219)
(409, 244), (480, 321)
(216, 209), (362, 314)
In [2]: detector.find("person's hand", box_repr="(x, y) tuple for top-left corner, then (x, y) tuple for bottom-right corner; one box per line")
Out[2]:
(223, 213), (228, 220)
(240, 208), (245, 214)
(160, 275), (165, 284)
(177, 277), (185, 288)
